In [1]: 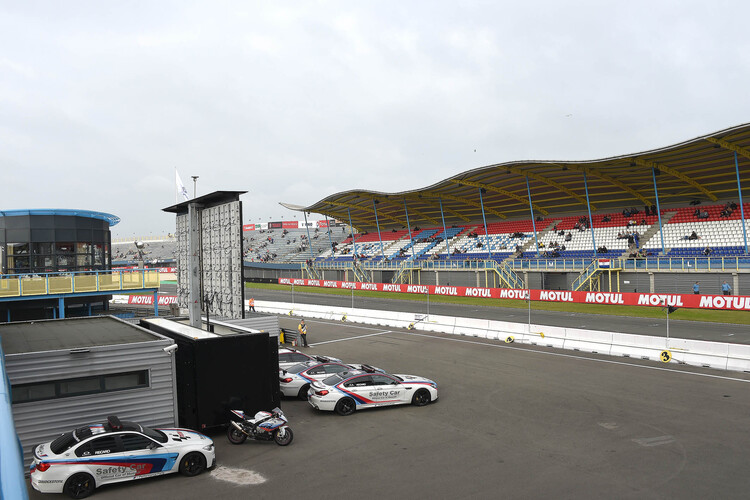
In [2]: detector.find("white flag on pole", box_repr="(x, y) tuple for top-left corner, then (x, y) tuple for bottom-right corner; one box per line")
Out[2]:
(175, 169), (189, 202)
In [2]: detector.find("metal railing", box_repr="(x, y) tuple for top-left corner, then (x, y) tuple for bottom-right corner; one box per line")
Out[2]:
(0, 269), (160, 299)
(313, 255), (750, 273)
(572, 260), (602, 291)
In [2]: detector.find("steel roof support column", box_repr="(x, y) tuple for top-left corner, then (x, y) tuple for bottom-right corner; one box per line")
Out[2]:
(735, 152), (748, 254)
(582, 171), (597, 256)
(438, 197), (450, 256)
(303, 211), (315, 261)
(373, 200), (386, 260)
(651, 168), (666, 255)
(346, 208), (359, 260)
(402, 199), (416, 261)
(525, 177), (540, 257)
(324, 214), (334, 256)
(478, 188), (492, 260)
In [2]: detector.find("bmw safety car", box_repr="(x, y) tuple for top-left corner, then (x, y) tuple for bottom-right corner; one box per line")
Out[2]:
(280, 359), (383, 399)
(278, 347), (340, 370)
(30, 415), (215, 499)
(308, 370), (438, 415)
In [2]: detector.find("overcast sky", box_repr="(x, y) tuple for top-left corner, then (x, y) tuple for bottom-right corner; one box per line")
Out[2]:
(3, 1), (750, 237)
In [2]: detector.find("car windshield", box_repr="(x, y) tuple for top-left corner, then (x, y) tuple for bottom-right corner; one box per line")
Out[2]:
(286, 363), (312, 374)
(142, 426), (168, 443)
(322, 373), (348, 386)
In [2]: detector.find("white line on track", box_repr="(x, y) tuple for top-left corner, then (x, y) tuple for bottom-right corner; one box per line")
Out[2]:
(300, 318), (392, 332)
(400, 330), (750, 384)
(311, 330), (393, 346)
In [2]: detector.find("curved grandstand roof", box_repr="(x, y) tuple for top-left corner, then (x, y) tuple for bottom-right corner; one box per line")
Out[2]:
(0, 209), (121, 226)
(282, 123), (750, 231)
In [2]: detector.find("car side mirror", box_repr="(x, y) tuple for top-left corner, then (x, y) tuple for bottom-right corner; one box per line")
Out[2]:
(147, 442), (160, 450)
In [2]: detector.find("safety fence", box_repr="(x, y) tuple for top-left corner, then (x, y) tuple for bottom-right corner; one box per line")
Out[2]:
(0, 270), (161, 299)
(313, 256), (750, 273)
(254, 300), (750, 373)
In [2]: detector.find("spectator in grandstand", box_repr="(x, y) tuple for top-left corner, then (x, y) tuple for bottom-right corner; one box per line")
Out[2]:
(644, 206), (650, 216)
(602, 215), (612, 223)
(622, 208), (631, 218)
(722, 281), (732, 295)
(651, 204), (657, 214)
(697, 211), (709, 219)
(703, 246), (712, 256)
(693, 282), (700, 294)
(730, 201), (738, 210)
(720, 207), (732, 217)
(596, 246), (608, 254)
(564, 232), (572, 241)
(686, 231), (700, 240)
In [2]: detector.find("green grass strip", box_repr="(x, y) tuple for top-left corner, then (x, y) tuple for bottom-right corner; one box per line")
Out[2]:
(245, 282), (750, 325)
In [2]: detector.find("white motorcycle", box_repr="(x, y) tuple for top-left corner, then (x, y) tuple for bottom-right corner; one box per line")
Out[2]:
(227, 407), (293, 446)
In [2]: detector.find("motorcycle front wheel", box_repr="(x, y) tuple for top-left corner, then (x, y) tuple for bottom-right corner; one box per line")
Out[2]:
(227, 424), (248, 444)
(274, 426), (294, 446)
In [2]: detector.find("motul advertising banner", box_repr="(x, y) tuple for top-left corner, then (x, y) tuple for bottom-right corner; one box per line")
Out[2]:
(277, 278), (750, 312)
(243, 224), (257, 231)
(127, 295), (178, 305)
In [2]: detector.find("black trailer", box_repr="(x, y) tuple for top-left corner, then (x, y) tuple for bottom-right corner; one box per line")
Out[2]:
(140, 317), (280, 430)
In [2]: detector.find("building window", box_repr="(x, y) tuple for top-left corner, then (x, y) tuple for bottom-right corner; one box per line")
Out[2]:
(11, 370), (149, 404)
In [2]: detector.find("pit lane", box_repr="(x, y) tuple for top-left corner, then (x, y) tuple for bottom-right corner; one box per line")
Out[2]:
(28, 317), (750, 499)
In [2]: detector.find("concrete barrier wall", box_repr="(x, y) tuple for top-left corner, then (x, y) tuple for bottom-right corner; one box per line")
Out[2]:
(254, 300), (748, 374)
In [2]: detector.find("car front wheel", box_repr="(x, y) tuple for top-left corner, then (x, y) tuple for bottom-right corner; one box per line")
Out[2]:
(179, 452), (207, 477)
(64, 472), (95, 499)
(412, 389), (431, 406)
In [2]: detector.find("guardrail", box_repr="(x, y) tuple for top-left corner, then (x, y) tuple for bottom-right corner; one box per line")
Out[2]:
(0, 269), (161, 299)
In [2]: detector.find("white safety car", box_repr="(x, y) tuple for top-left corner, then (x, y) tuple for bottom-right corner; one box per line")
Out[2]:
(278, 347), (341, 370)
(30, 415), (215, 499)
(308, 370), (438, 415)
(280, 360), (383, 399)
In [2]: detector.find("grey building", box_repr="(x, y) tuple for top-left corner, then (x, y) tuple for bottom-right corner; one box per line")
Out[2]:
(0, 316), (178, 465)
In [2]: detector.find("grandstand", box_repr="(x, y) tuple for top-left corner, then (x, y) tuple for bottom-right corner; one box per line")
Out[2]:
(112, 236), (178, 265)
(259, 124), (750, 294)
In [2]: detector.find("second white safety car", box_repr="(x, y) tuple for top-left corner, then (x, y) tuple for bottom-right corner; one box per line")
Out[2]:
(279, 360), (383, 399)
(278, 347), (341, 370)
(308, 370), (438, 415)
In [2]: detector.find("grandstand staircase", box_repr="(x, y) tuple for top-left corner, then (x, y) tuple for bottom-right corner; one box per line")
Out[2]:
(351, 260), (370, 282)
(571, 258), (621, 291)
(304, 263), (321, 280)
(502, 220), (562, 263)
(485, 261), (526, 289)
(392, 257), (418, 284)
(629, 210), (677, 255)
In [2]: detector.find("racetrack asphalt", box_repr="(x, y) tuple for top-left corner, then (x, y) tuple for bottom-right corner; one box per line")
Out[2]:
(28, 314), (750, 499)
(245, 287), (750, 345)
